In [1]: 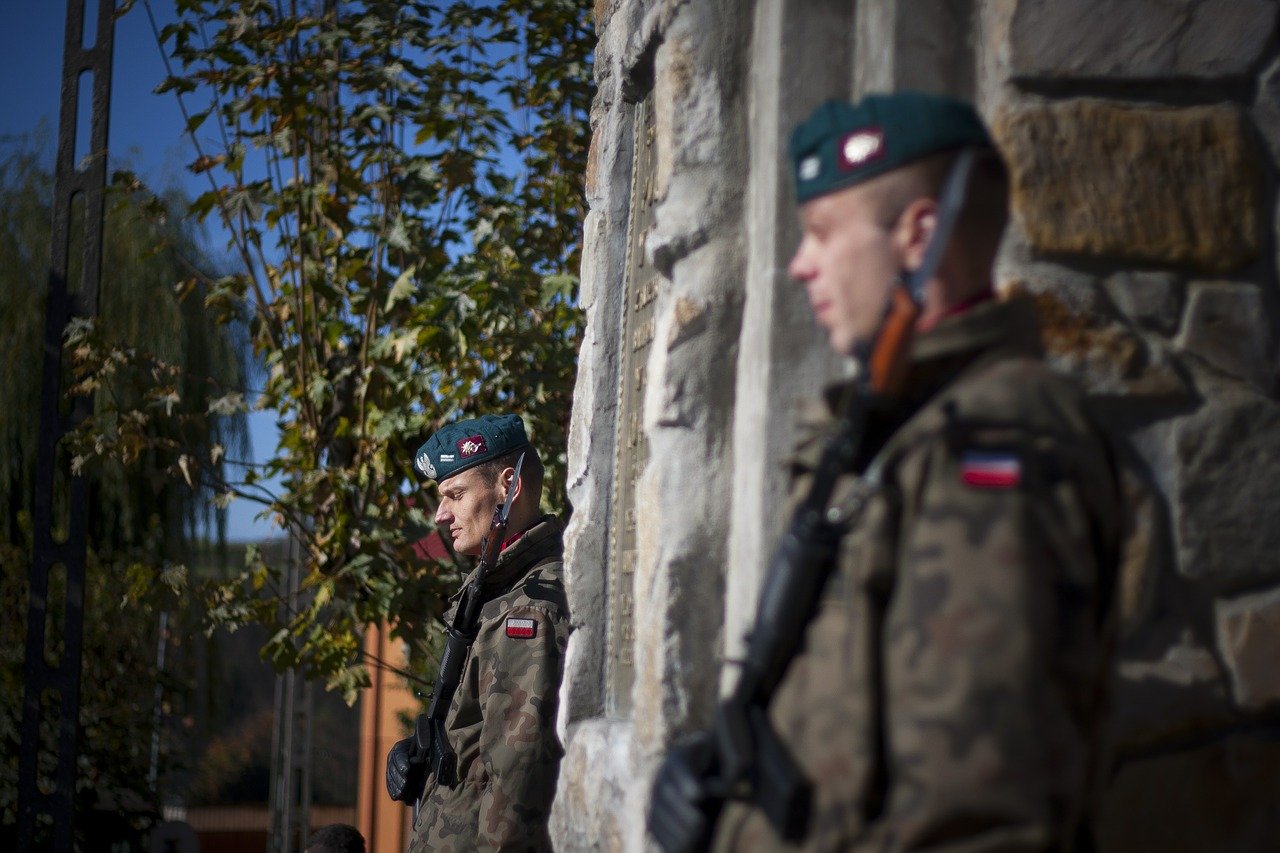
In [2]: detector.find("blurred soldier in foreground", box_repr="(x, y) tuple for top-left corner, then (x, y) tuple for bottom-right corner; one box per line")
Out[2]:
(386, 414), (570, 851)
(649, 91), (1121, 851)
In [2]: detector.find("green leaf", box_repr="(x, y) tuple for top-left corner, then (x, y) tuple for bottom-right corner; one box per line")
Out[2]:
(383, 265), (417, 312)
(541, 273), (578, 303)
(185, 109), (211, 135)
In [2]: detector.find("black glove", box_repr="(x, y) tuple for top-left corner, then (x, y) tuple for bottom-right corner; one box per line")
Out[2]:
(648, 731), (720, 853)
(386, 735), (427, 804)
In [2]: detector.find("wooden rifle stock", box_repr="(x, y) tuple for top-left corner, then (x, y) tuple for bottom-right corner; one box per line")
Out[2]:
(869, 147), (977, 395)
(868, 286), (921, 397)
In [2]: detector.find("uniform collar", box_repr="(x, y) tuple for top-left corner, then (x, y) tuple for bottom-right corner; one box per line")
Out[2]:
(451, 515), (563, 603)
(908, 292), (1041, 366)
(806, 293), (1044, 475)
(821, 292), (1041, 412)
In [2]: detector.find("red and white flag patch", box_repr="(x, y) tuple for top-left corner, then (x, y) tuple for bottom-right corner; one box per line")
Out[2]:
(960, 451), (1022, 489)
(506, 617), (537, 639)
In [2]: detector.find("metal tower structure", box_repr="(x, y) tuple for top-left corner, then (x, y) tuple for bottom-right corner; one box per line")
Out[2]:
(267, 535), (314, 853)
(17, 1), (117, 849)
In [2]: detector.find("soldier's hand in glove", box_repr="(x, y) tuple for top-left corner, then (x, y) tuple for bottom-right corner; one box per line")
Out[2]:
(386, 735), (426, 804)
(648, 731), (720, 853)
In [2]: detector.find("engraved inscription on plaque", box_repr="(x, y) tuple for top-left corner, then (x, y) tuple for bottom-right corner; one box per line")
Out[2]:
(607, 94), (658, 716)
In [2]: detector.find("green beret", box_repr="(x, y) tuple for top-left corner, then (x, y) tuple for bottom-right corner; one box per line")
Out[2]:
(414, 414), (529, 482)
(789, 91), (991, 204)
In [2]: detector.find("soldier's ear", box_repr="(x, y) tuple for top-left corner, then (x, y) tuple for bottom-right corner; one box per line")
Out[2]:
(501, 467), (522, 502)
(895, 196), (938, 272)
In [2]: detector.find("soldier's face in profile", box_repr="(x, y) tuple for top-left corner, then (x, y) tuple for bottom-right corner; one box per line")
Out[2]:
(434, 466), (506, 555)
(788, 180), (906, 355)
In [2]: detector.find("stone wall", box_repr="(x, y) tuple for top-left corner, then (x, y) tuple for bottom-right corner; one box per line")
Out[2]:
(553, 0), (752, 846)
(556, 1), (1280, 849)
(989, 1), (1280, 847)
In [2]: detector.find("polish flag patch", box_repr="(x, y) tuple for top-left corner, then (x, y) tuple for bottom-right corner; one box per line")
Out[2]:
(506, 617), (537, 639)
(960, 451), (1022, 489)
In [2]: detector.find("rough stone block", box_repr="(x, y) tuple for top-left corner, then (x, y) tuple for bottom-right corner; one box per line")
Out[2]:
(1108, 448), (1175, 639)
(1110, 627), (1230, 750)
(1216, 586), (1280, 712)
(1102, 271), (1182, 337)
(550, 719), (631, 850)
(994, 100), (1261, 274)
(1095, 732), (1280, 852)
(647, 0), (746, 276)
(1008, 0), (1276, 80)
(585, 131), (602, 199)
(1010, 284), (1191, 398)
(1175, 282), (1273, 389)
(623, 0), (678, 83)
(1254, 57), (1280, 166)
(593, 0), (616, 31)
(1172, 387), (1280, 585)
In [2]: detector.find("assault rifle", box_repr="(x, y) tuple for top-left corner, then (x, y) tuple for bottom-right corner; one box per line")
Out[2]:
(386, 452), (526, 812)
(647, 151), (976, 852)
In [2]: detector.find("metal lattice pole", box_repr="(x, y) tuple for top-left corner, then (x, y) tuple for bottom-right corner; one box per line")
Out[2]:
(17, 1), (117, 850)
(269, 534), (314, 853)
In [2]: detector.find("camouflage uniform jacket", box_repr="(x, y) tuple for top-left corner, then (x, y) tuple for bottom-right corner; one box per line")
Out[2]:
(714, 296), (1121, 851)
(410, 516), (570, 853)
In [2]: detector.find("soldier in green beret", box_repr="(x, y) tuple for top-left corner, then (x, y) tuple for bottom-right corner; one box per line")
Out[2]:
(650, 92), (1122, 851)
(388, 414), (570, 852)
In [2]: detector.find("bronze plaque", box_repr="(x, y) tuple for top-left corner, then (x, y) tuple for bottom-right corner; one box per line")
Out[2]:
(608, 94), (658, 715)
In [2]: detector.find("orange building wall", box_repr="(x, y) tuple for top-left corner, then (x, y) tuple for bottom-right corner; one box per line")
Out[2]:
(356, 623), (417, 853)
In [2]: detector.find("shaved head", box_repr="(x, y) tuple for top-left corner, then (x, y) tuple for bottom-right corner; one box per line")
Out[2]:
(864, 148), (1010, 290)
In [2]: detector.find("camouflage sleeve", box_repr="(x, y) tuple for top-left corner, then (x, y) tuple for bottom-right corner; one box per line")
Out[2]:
(868, 429), (1117, 850)
(473, 602), (568, 851)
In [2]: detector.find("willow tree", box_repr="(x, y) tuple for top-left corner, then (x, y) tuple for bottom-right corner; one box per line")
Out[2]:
(0, 139), (248, 842)
(120, 0), (594, 698)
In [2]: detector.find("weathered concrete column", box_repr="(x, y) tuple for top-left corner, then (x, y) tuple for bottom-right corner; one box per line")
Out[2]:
(553, 1), (751, 848)
(559, 0), (632, 733)
(628, 0), (750, 830)
(854, 0), (975, 99)
(722, 0), (850, 677)
(551, 1), (643, 847)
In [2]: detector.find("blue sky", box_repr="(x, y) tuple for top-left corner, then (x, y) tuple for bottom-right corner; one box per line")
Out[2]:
(1, 0), (284, 541)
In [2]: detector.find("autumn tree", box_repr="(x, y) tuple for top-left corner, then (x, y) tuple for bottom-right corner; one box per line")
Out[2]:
(120, 0), (594, 698)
